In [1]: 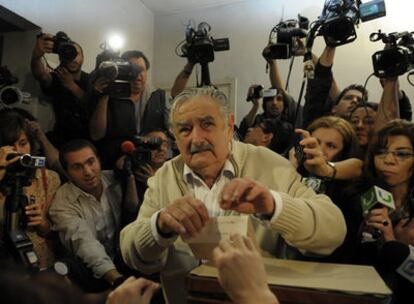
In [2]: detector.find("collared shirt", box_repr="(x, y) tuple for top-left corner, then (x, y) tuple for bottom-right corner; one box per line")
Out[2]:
(150, 160), (284, 247)
(183, 160), (235, 217)
(49, 171), (122, 278)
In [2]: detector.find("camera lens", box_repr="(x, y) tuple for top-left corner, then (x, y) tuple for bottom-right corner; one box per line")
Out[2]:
(19, 154), (33, 167)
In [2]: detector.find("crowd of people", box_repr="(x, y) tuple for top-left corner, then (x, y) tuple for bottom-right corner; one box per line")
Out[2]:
(0, 24), (413, 304)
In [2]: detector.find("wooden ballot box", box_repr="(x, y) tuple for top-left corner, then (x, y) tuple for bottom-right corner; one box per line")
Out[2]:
(186, 257), (392, 304)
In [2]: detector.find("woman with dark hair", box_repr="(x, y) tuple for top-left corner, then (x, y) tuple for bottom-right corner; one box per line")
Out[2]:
(349, 103), (378, 155)
(357, 119), (414, 303)
(0, 110), (61, 269)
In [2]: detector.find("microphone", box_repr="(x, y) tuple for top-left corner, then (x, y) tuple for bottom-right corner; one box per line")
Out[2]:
(121, 140), (135, 154)
(379, 241), (414, 284)
(361, 185), (396, 215)
(360, 185), (396, 242)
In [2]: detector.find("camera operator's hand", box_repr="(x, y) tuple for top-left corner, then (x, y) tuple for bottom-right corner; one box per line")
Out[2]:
(32, 33), (54, 59)
(157, 195), (209, 238)
(93, 77), (110, 95)
(25, 202), (50, 232)
(293, 38), (306, 57)
(134, 163), (155, 184)
(246, 85), (262, 105)
(106, 276), (160, 304)
(0, 146), (20, 181)
(54, 66), (76, 89)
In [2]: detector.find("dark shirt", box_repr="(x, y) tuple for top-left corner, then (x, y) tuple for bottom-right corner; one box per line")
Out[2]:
(42, 71), (90, 147)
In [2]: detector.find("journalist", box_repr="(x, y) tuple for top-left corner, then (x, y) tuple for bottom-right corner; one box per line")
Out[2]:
(0, 110), (61, 269)
(90, 50), (192, 169)
(31, 32), (91, 148)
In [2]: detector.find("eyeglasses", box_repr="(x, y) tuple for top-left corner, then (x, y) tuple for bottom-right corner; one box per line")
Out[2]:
(374, 149), (414, 161)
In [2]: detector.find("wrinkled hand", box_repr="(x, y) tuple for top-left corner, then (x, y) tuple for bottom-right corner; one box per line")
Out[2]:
(365, 207), (395, 241)
(212, 234), (279, 304)
(106, 277), (160, 304)
(32, 33), (54, 58)
(295, 129), (332, 178)
(157, 195), (209, 238)
(394, 218), (414, 246)
(219, 178), (275, 216)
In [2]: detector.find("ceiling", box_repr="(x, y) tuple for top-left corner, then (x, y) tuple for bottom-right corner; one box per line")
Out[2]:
(141, 0), (249, 16)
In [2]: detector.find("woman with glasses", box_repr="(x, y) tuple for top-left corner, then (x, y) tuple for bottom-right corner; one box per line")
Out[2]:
(357, 119), (414, 303)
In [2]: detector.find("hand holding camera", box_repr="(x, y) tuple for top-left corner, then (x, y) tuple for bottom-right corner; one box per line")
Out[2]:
(0, 146), (20, 181)
(246, 84), (263, 103)
(32, 33), (54, 59)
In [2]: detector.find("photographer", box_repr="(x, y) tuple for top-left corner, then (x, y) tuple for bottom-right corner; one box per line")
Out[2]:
(90, 50), (191, 169)
(302, 44), (411, 129)
(31, 32), (91, 148)
(0, 110), (61, 269)
(117, 129), (170, 226)
(238, 86), (294, 154)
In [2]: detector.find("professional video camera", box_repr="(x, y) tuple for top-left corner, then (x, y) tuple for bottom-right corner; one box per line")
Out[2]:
(1, 153), (46, 272)
(180, 22), (229, 64)
(318, 0), (385, 47)
(122, 136), (163, 167)
(263, 15), (309, 60)
(94, 43), (141, 98)
(370, 30), (414, 78)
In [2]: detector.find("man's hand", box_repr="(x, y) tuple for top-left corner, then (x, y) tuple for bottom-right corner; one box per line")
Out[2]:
(106, 277), (160, 304)
(157, 195), (209, 238)
(219, 178), (275, 216)
(212, 234), (279, 304)
(93, 77), (110, 95)
(134, 163), (155, 183)
(32, 33), (54, 59)
(246, 84), (262, 105)
(55, 66), (75, 88)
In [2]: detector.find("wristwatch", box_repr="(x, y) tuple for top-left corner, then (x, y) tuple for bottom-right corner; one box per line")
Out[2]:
(323, 161), (337, 181)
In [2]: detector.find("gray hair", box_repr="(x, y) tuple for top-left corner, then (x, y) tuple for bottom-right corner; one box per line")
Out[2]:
(169, 87), (231, 127)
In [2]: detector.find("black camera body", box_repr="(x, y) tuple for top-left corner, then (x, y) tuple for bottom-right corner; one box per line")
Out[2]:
(96, 59), (141, 98)
(264, 15), (308, 60)
(181, 22), (230, 64)
(51, 31), (78, 62)
(370, 31), (414, 78)
(128, 136), (163, 167)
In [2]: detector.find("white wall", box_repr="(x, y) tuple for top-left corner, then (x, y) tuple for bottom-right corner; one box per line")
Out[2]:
(0, 0), (154, 130)
(152, 0), (414, 124)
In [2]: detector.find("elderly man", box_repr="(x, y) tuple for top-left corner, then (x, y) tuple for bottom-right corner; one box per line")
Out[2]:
(120, 87), (346, 303)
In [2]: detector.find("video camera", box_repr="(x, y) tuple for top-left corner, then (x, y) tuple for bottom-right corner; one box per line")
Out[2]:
(2, 154), (46, 188)
(122, 136), (163, 167)
(318, 0), (385, 47)
(370, 30), (414, 78)
(263, 15), (309, 60)
(180, 22), (229, 64)
(94, 43), (141, 98)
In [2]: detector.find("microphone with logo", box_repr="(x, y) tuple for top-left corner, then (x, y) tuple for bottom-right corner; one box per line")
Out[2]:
(360, 185), (396, 242)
